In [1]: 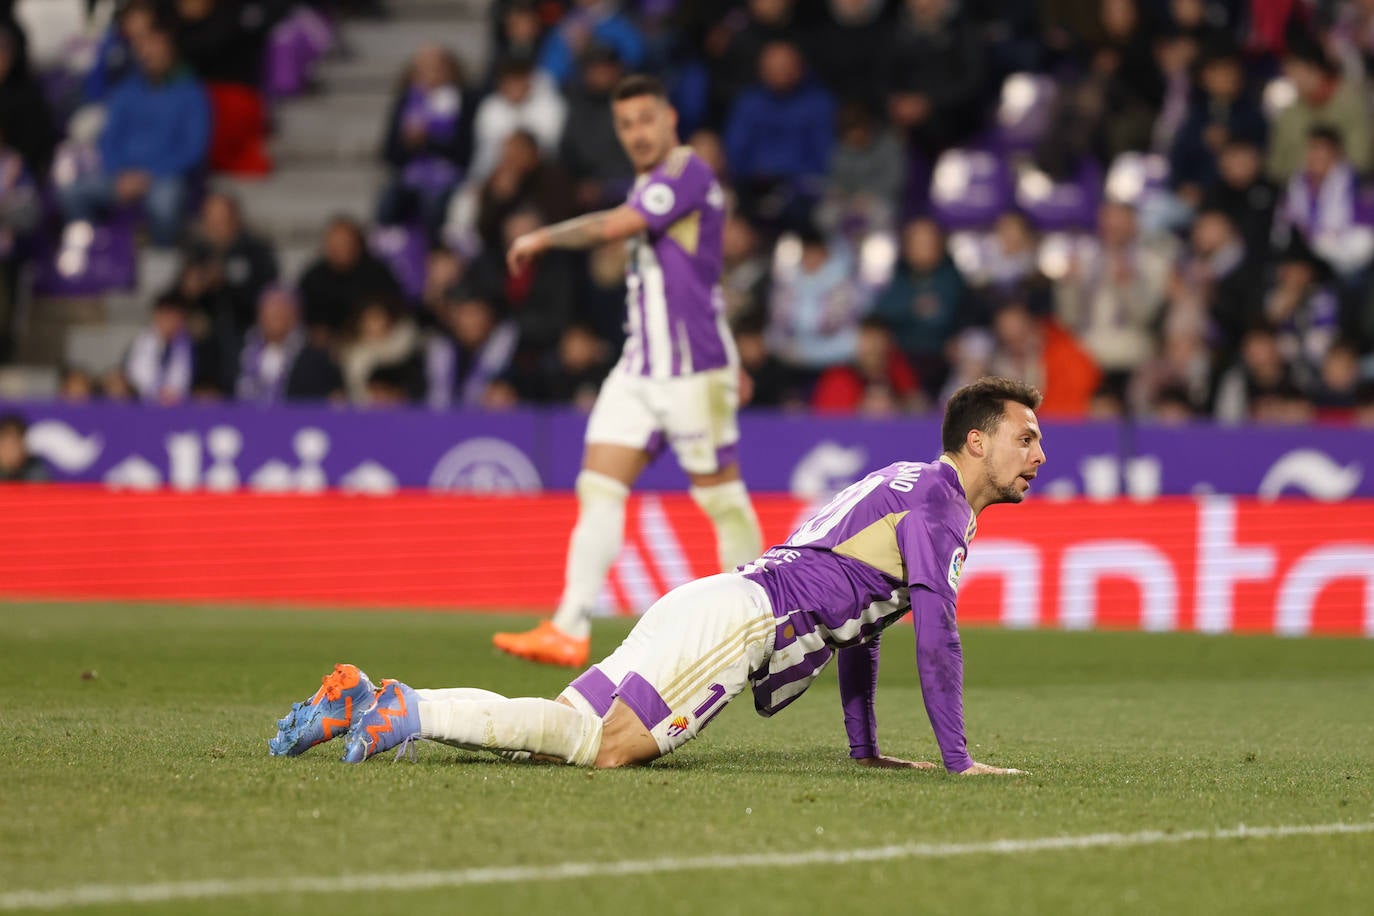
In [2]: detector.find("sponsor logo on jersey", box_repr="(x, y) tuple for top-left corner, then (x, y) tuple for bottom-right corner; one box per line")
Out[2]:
(947, 547), (966, 591)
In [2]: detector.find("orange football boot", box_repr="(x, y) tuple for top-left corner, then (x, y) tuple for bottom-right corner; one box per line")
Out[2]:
(492, 620), (590, 668)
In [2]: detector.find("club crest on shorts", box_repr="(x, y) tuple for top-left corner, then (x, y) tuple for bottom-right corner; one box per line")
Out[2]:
(947, 547), (966, 591)
(667, 715), (690, 738)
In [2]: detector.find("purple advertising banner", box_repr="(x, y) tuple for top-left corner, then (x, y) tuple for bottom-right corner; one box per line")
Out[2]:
(2, 400), (1368, 498)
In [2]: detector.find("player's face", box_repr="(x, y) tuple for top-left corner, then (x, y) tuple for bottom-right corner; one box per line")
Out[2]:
(981, 403), (1046, 505)
(612, 94), (677, 173)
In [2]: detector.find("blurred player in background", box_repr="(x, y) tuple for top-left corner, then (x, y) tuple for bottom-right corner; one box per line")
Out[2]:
(270, 378), (1044, 775)
(491, 74), (762, 668)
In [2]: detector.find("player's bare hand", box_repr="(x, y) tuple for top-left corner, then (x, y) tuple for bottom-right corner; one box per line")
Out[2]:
(856, 755), (937, 769)
(959, 761), (1027, 776)
(506, 231), (547, 274)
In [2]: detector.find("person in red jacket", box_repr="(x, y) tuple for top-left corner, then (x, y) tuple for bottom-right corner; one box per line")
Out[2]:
(812, 317), (925, 416)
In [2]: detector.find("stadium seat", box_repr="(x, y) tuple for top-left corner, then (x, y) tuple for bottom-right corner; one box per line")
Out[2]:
(1014, 158), (1102, 231)
(1035, 231), (1097, 281)
(32, 219), (137, 297)
(1261, 77), (1298, 121)
(1105, 152), (1170, 206)
(929, 147), (1012, 230)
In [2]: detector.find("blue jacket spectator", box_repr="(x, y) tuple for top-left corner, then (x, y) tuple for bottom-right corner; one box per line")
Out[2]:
(724, 41), (834, 186)
(1168, 49), (1267, 191)
(82, 0), (157, 102)
(60, 28), (210, 247)
(537, 0), (645, 87)
(873, 218), (968, 388)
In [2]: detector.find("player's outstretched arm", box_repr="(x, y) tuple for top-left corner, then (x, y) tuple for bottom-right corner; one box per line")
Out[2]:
(837, 638), (938, 769)
(507, 205), (649, 273)
(912, 589), (1025, 776)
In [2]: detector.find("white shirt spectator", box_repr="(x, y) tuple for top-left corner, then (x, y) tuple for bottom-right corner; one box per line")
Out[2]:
(468, 71), (566, 184)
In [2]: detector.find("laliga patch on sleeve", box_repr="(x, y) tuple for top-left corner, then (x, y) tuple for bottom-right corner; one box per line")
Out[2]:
(640, 183), (676, 216)
(947, 547), (966, 591)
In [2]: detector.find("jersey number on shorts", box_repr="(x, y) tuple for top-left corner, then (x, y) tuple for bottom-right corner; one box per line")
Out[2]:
(789, 473), (885, 546)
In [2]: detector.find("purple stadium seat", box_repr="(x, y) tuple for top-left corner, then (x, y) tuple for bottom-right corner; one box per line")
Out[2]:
(368, 225), (427, 304)
(1015, 158), (1103, 232)
(1105, 152), (1170, 206)
(928, 147), (1011, 230)
(989, 73), (1057, 152)
(33, 219), (138, 297)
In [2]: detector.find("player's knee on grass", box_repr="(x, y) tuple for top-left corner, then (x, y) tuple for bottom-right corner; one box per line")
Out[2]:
(593, 700), (662, 769)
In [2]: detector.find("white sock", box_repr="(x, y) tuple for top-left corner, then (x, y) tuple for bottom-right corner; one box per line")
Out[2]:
(414, 687), (507, 703)
(691, 479), (763, 571)
(550, 470), (629, 639)
(417, 697), (603, 766)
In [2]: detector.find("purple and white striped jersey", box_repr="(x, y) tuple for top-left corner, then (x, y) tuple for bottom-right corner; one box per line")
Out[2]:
(740, 457), (978, 770)
(620, 146), (735, 379)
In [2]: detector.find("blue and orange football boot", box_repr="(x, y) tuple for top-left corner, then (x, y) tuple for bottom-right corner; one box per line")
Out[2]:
(269, 664), (379, 757)
(341, 680), (421, 763)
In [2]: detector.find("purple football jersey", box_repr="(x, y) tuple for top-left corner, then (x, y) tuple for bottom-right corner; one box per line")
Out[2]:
(621, 147), (734, 379)
(741, 457), (977, 770)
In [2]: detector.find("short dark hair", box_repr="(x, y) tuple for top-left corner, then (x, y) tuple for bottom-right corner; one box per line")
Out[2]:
(1307, 125), (1344, 150)
(612, 74), (667, 103)
(941, 377), (1043, 453)
(0, 412), (27, 437)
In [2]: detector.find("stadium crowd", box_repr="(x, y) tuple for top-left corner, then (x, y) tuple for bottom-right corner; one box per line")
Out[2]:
(2, 0), (1374, 427)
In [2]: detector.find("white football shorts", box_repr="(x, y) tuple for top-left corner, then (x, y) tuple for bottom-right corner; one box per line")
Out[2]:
(583, 366), (741, 475)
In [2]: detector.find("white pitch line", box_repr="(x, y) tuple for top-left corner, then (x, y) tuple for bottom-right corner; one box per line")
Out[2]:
(3, 821), (1372, 912)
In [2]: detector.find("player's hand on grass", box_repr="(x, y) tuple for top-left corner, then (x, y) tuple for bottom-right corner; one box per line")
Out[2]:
(507, 230), (548, 273)
(959, 761), (1027, 776)
(856, 755), (938, 769)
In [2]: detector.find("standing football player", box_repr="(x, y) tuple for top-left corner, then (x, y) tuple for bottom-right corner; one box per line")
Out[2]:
(491, 75), (762, 668)
(271, 378), (1044, 776)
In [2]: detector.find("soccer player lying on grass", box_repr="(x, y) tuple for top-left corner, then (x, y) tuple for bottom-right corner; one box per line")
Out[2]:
(269, 377), (1046, 774)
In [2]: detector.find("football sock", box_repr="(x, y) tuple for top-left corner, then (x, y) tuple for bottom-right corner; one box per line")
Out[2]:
(413, 687), (506, 703)
(551, 470), (629, 640)
(417, 697), (603, 767)
(690, 479), (763, 571)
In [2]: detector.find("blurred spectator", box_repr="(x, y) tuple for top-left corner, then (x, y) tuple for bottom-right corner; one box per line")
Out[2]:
(0, 412), (46, 482)
(58, 366), (96, 403)
(0, 23), (55, 179)
(298, 216), (403, 344)
(688, 127), (730, 192)
(59, 27), (210, 248)
(1326, 0), (1374, 80)
(1169, 208), (1264, 354)
(84, 0), (159, 103)
(419, 248), (467, 322)
(174, 0), (283, 175)
(559, 45), (633, 211)
(424, 295), (519, 409)
(1168, 46), (1267, 194)
(1213, 323), (1300, 423)
(734, 319), (795, 408)
(1267, 44), (1370, 181)
(377, 45), (474, 243)
(1311, 338), (1364, 409)
(340, 297), (421, 404)
(725, 39), (834, 226)
(811, 316), (924, 415)
(235, 286), (344, 404)
(720, 212), (768, 325)
(1200, 139), (1278, 257)
(180, 192), (280, 345)
(1148, 383), (1199, 424)
(362, 362), (414, 407)
(1149, 28), (1200, 158)
(881, 0), (986, 158)
(1265, 235), (1341, 394)
(1054, 201), (1175, 394)
(474, 129), (574, 255)
(488, 0), (548, 85)
(537, 0), (645, 87)
(0, 129), (37, 364)
(873, 217), (968, 390)
(809, 0), (890, 111)
(988, 300), (1101, 417)
(765, 225), (867, 380)
(1273, 127), (1374, 280)
(100, 368), (135, 402)
(469, 55), (567, 183)
(1130, 312), (1215, 418)
(1355, 382), (1374, 427)
(707, 0), (800, 126)
(964, 210), (1052, 315)
(816, 101), (904, 235)
(509, 321), (612, 409)
(123, 292), (198, 405)
(474, 207), (581, 356)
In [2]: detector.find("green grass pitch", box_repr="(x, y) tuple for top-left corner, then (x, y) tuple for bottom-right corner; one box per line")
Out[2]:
(3, 601), (1373, 915)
